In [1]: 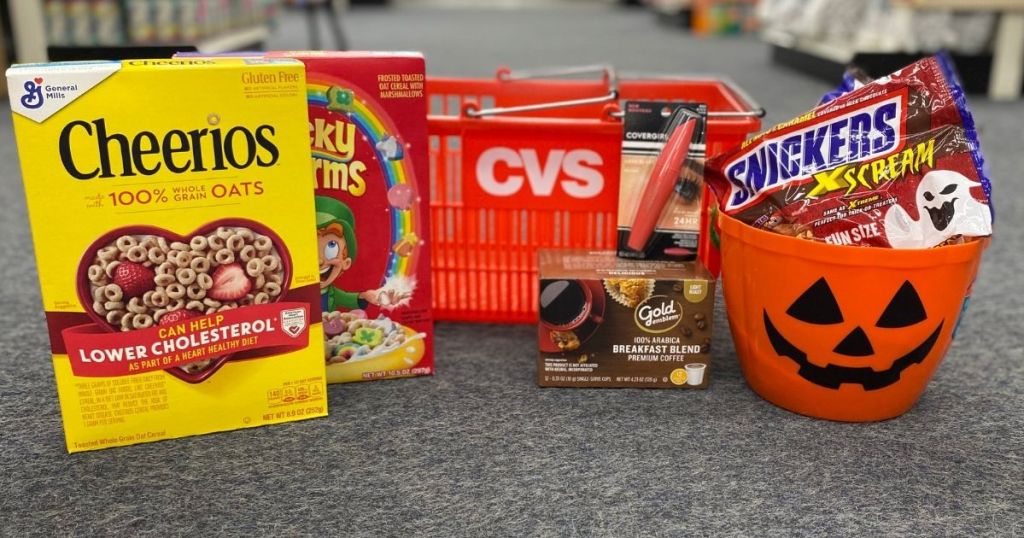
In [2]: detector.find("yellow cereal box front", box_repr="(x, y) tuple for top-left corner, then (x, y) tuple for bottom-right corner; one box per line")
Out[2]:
(7, 58), (328, 452)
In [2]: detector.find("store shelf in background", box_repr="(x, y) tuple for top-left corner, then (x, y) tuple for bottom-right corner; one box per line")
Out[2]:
(768, 40), (997, 96)
(9, 1), (278, 62)
(761, 0), (1024, 99)
(196, 25), (270, 53)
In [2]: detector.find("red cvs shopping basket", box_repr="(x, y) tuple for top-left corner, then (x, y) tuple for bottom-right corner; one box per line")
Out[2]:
(427, 66), (762, 323)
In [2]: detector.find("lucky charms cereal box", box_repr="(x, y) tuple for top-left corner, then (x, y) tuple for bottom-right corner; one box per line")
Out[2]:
(261, 52), (434, 384)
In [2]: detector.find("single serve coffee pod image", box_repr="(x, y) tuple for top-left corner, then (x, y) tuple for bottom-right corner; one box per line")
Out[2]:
(684, 362), (706, 386)
(626, 110), (698, 252)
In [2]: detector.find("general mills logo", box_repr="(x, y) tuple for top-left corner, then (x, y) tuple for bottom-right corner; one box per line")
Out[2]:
(21, 77), (44, 110)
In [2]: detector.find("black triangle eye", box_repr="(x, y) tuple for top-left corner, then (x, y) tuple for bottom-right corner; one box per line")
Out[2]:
(787, 278), (843, 324)
(940, 183), (957, 195)
(876, 281), (927, 328)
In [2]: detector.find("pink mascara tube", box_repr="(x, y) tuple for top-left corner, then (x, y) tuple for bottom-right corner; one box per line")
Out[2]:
(626, 113), (697, 252)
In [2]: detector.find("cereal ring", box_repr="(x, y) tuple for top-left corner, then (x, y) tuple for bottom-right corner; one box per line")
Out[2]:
(151, 290), (169, 307)
(205, 234), (223, 249)
(190, 235), (208, 251)
(104, 261), (121, 278)
(186, 300), (204, 311)
(254, 292), (270, 304)
(186, 283), (205, 300)
(156, 236), (169, 251)
(170, 241), (189, 251)
(115, 236), (138, 251)
(154, 308), (168, 322)
(239, 245), (257, 262)
(264, 282), (282, 297)
(268, 273), (283, 285)
(206, 250), (218, 264)
(92, 301), (107, 315)
(254, 274), (266, 289)
(239, 228), (255, 242)
(205, 307), (218, 315)
(168, 299), (185, 311)
(139, 236), (157, 248)
(253, 235), (272, 252)
(197, 272), (214, 290)
(202, 298), (221, 308)
(128, 297), (147, 314)
(245, 259), (263, 277)
(142, 290), (155, 306)
(147, 247), (166, 264)
(217, 305), (235, 312)
(176, 268), (197, 285)
(120, 312), (135, 327)
(92, 287), (106, 303)
(226, 234), (245, 252)
(190, 256), (210, 273)
(155, 273), (176, 287)
(103, 284), (123, 302)
(157, 261), (175, 276)
(88, 265), (105, 283)
(214, 249), (235, 265)
(132, 315), (154, 329)
(174, 251), (193, 268)
(126, 245), (148, 262)
(166, 283), (186, 300)
(98, 246), (119, 261)
(106, 310), (122, 324)
(260, 255), (280, 272)
(216, 226), (233, 239)
(339, 333), (353, 344)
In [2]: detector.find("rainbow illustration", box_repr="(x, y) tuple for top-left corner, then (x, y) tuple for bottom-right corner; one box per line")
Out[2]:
(307, 82), (420, 281)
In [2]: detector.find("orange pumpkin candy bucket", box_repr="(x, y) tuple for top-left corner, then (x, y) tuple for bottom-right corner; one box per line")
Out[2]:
(706, 56), (994, 421)
(718, 213), (987, 422)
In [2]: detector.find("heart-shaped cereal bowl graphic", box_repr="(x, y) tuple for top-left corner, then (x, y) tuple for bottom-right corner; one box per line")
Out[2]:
(76, 218), (293, 383)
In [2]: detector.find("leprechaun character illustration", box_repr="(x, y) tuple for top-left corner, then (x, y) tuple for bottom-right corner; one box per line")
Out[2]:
(317, 196), (406, 312)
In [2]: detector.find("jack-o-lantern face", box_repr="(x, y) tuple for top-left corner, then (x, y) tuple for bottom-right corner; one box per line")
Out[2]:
(762, 278), (944, 390)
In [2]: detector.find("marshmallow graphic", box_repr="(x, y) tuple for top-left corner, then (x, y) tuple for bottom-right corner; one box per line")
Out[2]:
(387, 183), (416, 209)
(376, 135), (404, 161)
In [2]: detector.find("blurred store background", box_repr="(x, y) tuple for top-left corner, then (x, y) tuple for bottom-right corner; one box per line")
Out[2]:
(0, 0), (1022, 100)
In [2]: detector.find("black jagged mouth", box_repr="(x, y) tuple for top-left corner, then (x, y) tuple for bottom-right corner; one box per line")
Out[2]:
(925, 199), (957, 231)
(763, 310), (943, 391)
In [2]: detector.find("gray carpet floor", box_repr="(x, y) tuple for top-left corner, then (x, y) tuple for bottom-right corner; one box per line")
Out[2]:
(1, 6), (1022, 537)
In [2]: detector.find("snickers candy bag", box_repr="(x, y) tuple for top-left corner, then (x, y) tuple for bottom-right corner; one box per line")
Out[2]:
(707, 55), (993, 249)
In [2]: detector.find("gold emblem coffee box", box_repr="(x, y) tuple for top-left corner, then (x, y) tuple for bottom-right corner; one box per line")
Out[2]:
(538, 250), (714, 388)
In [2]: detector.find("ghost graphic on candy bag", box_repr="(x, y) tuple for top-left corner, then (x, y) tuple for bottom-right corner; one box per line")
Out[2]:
(884, 170), (992, 248)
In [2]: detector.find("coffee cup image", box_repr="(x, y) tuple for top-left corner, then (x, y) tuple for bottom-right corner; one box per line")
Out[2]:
(539, 280), (603, 330)
(684, 362), (707, 386)
(538, 279), (607, 353)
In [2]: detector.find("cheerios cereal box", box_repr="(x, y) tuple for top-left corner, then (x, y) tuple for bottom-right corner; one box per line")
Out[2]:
(7, 58), (327, 452)
(223, 51), (434, 384)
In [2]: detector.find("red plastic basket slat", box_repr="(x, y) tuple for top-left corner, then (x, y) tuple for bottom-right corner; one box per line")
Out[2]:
(427, 72), (761, 323)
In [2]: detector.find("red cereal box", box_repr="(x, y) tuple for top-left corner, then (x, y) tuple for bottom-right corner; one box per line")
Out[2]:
(266, 51), (434, 383)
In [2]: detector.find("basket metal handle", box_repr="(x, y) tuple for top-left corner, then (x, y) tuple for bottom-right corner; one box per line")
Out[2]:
(465, 65), (766, 120)
(465, 64), (619, 118)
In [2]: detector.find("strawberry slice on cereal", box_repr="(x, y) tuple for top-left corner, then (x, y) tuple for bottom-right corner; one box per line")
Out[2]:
(113, 262), (155, 298)
(208, 262), (253, 301)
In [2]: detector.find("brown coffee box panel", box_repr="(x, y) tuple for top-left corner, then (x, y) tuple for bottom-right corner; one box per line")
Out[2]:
(538, 250), (714, 388)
